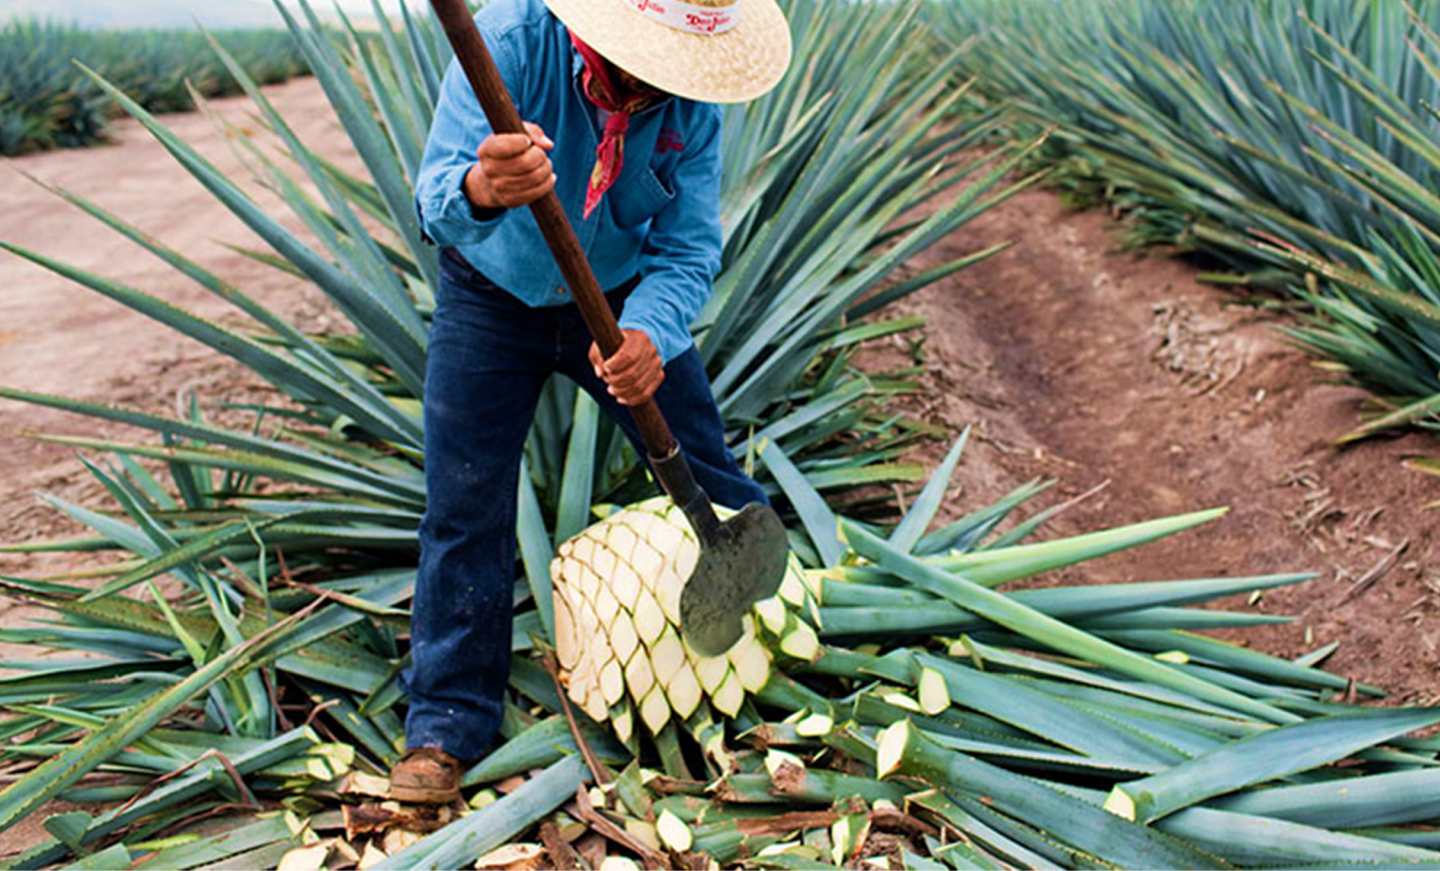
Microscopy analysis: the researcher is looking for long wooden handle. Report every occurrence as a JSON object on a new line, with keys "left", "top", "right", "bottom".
{"left": 430, "top": 0, "right": 678, "bottom": 459}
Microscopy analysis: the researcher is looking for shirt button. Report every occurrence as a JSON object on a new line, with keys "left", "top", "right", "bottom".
{"left": 555, "top": 286, "right": 566, "bottom": 296}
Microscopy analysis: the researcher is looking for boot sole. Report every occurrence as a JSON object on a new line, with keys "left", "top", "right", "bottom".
{"left": 390, "top": 783, "right": 460, "bottom": 804}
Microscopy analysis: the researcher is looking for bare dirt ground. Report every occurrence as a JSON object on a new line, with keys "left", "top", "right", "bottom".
{"left": 0, "top": 78, "right": 353, "bottom": 575}
{"left": 878, "top": 185, "right": 1440, "bottom": 704}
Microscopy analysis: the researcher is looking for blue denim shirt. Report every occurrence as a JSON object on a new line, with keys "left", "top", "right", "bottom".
{"left": 414, "top": 0, "right": 724, "bottom": 364}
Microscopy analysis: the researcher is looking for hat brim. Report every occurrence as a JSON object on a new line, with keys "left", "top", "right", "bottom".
{"left": 541, "top": 0, "right": 792, "bottom": 103}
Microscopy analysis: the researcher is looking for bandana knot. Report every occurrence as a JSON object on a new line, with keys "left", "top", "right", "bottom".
{"left": 569, "top": 31, "right": 663, "bottom": 219}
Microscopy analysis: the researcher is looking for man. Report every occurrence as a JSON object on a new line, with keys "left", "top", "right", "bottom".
{"left": 392, "top": 0, "right": 793, "bottom": 803}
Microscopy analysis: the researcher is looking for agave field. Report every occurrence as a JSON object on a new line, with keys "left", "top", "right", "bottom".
{"left": 931, "top": 0, "right": 1440, "bottom": 456}
{"left": 0, "top": 0, "right": 1439, "bottom": 869}
{"left": 0, "top": 19, "right": 308, "bottom": 156}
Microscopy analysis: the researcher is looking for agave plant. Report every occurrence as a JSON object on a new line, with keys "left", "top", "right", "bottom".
{"left": 0, "top": 19, "right": 309, "bottom": 156}
{"left": 930, "top": 0, "right": 1440, "bottom": 446}
{"left": 552, "top": 497, "right": 821, "bottom": 741}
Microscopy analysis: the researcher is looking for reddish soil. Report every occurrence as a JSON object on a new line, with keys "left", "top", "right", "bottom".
{"left": 881, "top": 184, "right": 1440, "bottom": 704}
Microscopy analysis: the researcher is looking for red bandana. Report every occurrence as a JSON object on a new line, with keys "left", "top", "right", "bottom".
{"left": 569, "top": 32, "right": 663, "bottom": 219}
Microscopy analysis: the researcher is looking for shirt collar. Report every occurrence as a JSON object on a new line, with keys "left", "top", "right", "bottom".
{"left": 570, "top": 40, "right": 585, "bottom": 79}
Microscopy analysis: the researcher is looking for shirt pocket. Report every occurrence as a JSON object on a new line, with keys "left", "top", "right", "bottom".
{"left": 609, "top": 166, "right": 675, "bottom": 229}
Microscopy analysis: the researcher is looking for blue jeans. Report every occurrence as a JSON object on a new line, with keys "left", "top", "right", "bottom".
{"left": 402, "top": 251, "right": 768, "bottom": 761}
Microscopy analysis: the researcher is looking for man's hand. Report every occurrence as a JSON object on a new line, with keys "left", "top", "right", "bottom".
{"left": 590, "top": 331, "right": 664, "bottom": 407}
{"left": 464, "top": 122, "right": 556, "bottom": 211}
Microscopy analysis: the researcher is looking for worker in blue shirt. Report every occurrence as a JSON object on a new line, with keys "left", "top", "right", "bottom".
{"left": 392, "top": 0, "right": 792, "bottom": 803}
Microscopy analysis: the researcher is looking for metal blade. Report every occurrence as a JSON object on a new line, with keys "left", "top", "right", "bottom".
{"left": 678, "top": 503, "right": 791, "bottom": 656}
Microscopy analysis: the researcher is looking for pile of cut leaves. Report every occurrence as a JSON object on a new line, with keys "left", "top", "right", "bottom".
{"left": 7, "top": 457, "right": 1440, "bottom": 871}
{"left": 1, "top": 1, "right": 1438, "bottom": 869}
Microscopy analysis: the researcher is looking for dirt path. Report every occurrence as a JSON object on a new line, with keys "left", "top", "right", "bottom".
{"left": 0, "top": 78, "right": 367, "bottom": 711}
{"left": 889, "top": 186, "right": 1440, "bottom": 703}
{"left": 0, "top": 78, "right": 357, "bottom": 561}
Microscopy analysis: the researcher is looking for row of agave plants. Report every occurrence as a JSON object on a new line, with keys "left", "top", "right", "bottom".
{"left": 0, "top": 19, "right": 309, "bottom": 156}
{"left": 0, "top": 0, "right": 1437, "bottom": 868}
{"left": 931, "top": 0, "right": 1440, "bottom": 457}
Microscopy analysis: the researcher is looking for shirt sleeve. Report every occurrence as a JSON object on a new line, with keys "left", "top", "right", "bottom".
{"left": 617, "top": 106, "right": 724, "bottom": 365}
{"left": 413, "top": 21, "right": 527, "bottom": 248}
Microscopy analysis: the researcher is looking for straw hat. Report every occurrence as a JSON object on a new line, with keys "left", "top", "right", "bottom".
{"left": 541, "top": 0, "right": 793, "bottom": 104}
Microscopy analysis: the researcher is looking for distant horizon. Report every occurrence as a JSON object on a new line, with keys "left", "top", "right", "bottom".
{"left": 0, "top": 0, "right": 428, "bottom": 30}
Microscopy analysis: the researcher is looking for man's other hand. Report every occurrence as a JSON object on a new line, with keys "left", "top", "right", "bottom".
{"left": 590, "top": 330, "right": 664, "bottom": 407}
{"left": 465, "top": 122, "right": 556, "bottom": 210}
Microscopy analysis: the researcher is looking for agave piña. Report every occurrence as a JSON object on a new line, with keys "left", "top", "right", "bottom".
{"left": 552, "top": 497, "right": 821, "bottom": 741}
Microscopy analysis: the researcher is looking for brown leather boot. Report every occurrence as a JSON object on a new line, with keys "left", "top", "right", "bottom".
{"left": 390, "top": 747, "right": 462, "bottom": 804}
